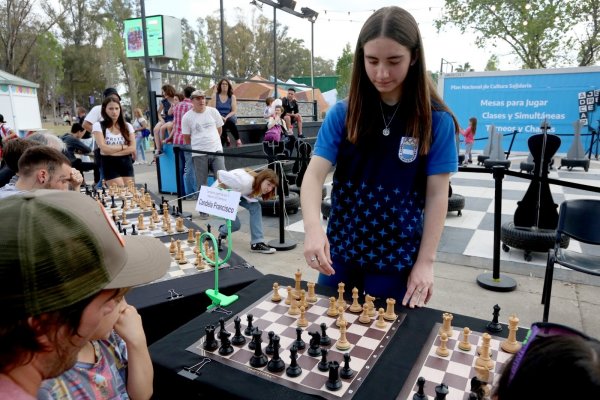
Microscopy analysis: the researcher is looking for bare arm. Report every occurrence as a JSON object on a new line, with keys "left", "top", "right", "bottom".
{"left": 225, "top": 95, "right": 237, "bottom": 120}
{"left": 402, "top": 172, "right": 450, "bottom": 308}
{"left": 94, "top": 131, "right": 121, "bottom": 155}
{"left": 83, "top": 121, "right": 93, "bottom": 132}
{"left": 300, "top": 156, "right": 334, "bottom": 275}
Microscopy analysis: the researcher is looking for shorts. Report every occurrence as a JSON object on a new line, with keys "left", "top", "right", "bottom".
{"left": 101, "top": 155, "right": 134, "bottom": 180}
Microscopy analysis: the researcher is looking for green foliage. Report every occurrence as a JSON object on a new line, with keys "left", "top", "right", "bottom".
{"left": 485, "top": 55, "right": 499, "bottom": 71}
{"left": 455, "top": 62, "right": 474, "bottom": 72}
{"left": 335, "top": 43, "right": 353, "bottom": 99}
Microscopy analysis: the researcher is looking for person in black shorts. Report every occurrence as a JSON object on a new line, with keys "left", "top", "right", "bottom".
{"left": 281, "top": 88, "right": 304, "bottom": 138}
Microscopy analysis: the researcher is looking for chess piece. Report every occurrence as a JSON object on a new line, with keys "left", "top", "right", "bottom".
{"left": 436, "top": 332, "right": 450, "bottom": 357}
{"left": 294, "top": 269, "right": 302, "bottom": 299}
{"left": 286, "top": 345, "right": 302, "bottom": 377}
{"left": 195, "top": 253, "right": 205, "bottom": 269}
{"left": 487, "top": 304, "right": 503, "bottom": 333}
{"left": 244, "top": 314, "right": 254, "bottom": 336}
{"left": 413, "top": 376, "right": 427, "bottom": 400}
{"left": 383, "top": 298, "right": 397, "bottom": 321}
{"left": 297, "top": 306, "right": 308, "bottom": 327}
{"left": 271, "top": 282, "right": 282, "bottom": 302}
{"left": 340, "top": 353, "right": 354, "bottom": 379}
{"left": 231, "top": 316, "right": 246, "bottom": 346}
{"left": 336, "top": 282, "right": 346, "bottom": 309}
{"left": 202, "top": 325, "right": 218, "bottom": 351}
{"left": 365, "top": 294, "right": 376, "bottom": 317}
{"left": 218, "top": 330, "right": 234, "bottom": 355}
{"left": 121, "top": 209, "right": 129, "bottom": 225}
{"left": 318, "top": 348, "right": 329, "bottom": 371}
{"left": 177, "top": 248, "right": 187, "bottom": 264}
{"left": 288, "top": 294, "right": 300, "bottom": 316}
{"left": 474, "top": 366, "right": 491, "bottom": 397}
{"left": 121, "top": 228, "right": 127, "bottom": 236}
{"left": 116, "top": 221, "right": 122, "bottom": 233}
{"left": 285, "top": 286, "right": 293, "bottom": 305}
{"left": 335, "top": 321, "right": 351, "bottom": 351}
{"left": 376, "top": 307, "right": 387, "bottom": 328}
{"left": 218, "top": 317, "right": 229, "bottom": 338}
{"left": 326, "top": 296, "right": 339, "bottom": 317}
{"left": 501, "top": 314, "right": 522, "bottom": 354}
{"left": 266, "top": 335, "right": 285, "bottom": 372}
{"left": 293, "top": 327, "right": 306, "bottom": 350}
{"left": 130, "top": 224, "right": 138, "bottom": 235}
{"left": 148, "top": 217, "right": 155, "bottom": 230}
{"left": 187, "top": 228, "right": 195, "bottom": 243}
{"left": 307, "top": 331, "right": 322, "bottom": 357}
{"left": 176, "top": 216, "right": 185, "bottom": 232}
{"left": 122, "top": 198, "right": 128, "bottom": 211}
{"left": 325, "top": 361, "right": 342, "bottom": 391}
{"left": 349, "top": 287, "right": 362, "bottom": 312}
{"left": 358, "top": 303, "right": 371, "bottom": 324}
{"left": 299, "top": 289, "right": 307, "bottom": 309}
{"left": 110, "top": 195, "right": 116, "bottom": 208}
{"left": 434, "top": 383, "right": 449, "bottom": 400}
{"left": 249, "top": 330, "right": 268, "bottom": 368}
{"left": 306, "top": 282, "right": 317, "bottom": 303}
{"left": 458, "top": 327, "right": 472, "bottom": 351}
{"left": 319, "top": 323, "right": 331, "bottom": 346}
{"left": 438, "top": 312, "right": 454, "bottom": 338}
{"left": 475, "top": 333, "right": 495, "bottom": 370}
{"left": 336, "top": 306, "right": 346, "bottom": 327}
{"left": 194, "top": 232, "right": 201, "bottom": 253}
{"left": 137, "top": 214, "right": 145, "bottom": 230}
{"left": 169, "top": 238, "right": 176, "bottom": 254}
{"left": 265, "top": 331, "right": 276, "bottom": 355}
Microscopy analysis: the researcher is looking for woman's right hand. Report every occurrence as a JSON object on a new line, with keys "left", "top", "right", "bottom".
{"left": 303, "top": 225, "right": 334, "bottom": 276}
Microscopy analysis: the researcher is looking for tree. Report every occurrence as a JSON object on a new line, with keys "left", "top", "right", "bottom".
{"left": 455, "top": 62, "right": 474, "bottom": 72}
{"left": 572, "top": 0, "right": 600, "bottom": 66}
{"left": 485, "top": 55, "right": 499, "bottom": 71}
{"left": 434, "top": 0, "right": 598, "bottom": 68}
{"left": 335, "top": 43, "right": 353, "bottom": 99}
{"left": 313, "top": 57, "right": 335, "bottom": 76}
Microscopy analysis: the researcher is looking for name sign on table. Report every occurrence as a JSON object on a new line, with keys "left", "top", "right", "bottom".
{"left": 196, "top": 186, "right": 240, "bottom": 221}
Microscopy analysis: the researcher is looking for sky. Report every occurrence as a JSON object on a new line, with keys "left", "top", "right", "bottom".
{"left": 141, "top": 0, "right": 516, "bottom": 73}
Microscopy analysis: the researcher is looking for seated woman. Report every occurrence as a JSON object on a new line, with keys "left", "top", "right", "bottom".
{"left": 215, "top": 168, "right": 279, "bottom": 254}
{"left": 264, "top": 105, "right": 288, "bottom": 142}
{"left": 492, "top": 322, "right": 600, "bottom": 399}
{"left": 93, "top": 97, "right": 136, "bottom": 188}
{"left": 153, "top": 83, "right": 177, "bottom": 156}
{"left": 209, "top": 78, "right": 242, "bottom": 147}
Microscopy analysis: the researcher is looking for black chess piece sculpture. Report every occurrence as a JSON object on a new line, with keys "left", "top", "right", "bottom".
{"left": 266, "top": 336, "right": 285, "bottom": 373}
{"left": 318, "top": 348, "right": 329, "bottom": 372}
{"left": 249, "top": 330, "right": 268, "bottom": 368}
{"left": 131, "top": 224, "right": 138, "bottom": 235}
{"left": 248, "top": 327, "right": 259, "bottom": 350}
{"left": 203, "top": 325, "right": 218, "bottom": 351}
{"left": 340, "top": 353, "right": 354, "bottom": 379}
{"left": 219, "top": 317, "right": 229, "bottom": 338}
{"left": 244, "top": 314, "right": 254, "bottom": 336}
{"left": 325, "top": 361, "right": 342, "bottom": 391}
{"left": 286, "top": 345, "right": 302, "bottom": 377}
{"left": 413, "top": 376, "right": 428, "bottom": 400}
{"left": 231, "top": 316, "right": 246, "bottom": 346}
{"left": 486, "top": 304, "right": 503, "bottom": 333}
{"left": 307, "top": 331, "right": 321, "bottom": 357}
{"left": 218, "top": 330, "right": 234, "bottom": 355}
{"left": 320, "top": 322, "right": 331, "bottom": 346}
{"left": 293, "top": 327, "right": 306, "bottom": 350}
{"left": 265, "top": 331, "right": 275, "bottom": 355}
{"left": 434, "top": 383, "right": 449, "bottom": 400}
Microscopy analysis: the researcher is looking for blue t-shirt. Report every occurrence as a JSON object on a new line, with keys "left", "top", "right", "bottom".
{"left": 314, "top": 100, "right": 457, "bottom": 275}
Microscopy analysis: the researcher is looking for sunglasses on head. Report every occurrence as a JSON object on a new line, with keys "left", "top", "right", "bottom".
{"left": 508, "top": 322, "right": 594, "bottom": 384}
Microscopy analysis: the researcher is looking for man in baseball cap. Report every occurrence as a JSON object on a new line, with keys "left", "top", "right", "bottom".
{"left": 0, "top": 190, "right": 169, "bottom": 398}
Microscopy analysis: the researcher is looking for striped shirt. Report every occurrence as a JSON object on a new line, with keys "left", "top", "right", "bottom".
{"left": 172, "top": 98, "right": 193, "bottom": 145}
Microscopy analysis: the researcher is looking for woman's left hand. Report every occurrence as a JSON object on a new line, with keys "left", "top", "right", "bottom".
{"left": 402, "top": 260, "right": 434, "bottom": 308}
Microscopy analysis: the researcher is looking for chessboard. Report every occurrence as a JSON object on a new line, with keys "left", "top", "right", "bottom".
{"left": 156, "top": 238, "right": 229, "bottom": 283}
{"left": 187, "top": 284, "right": 406, "bottom": 400}
{"left": 118, "top": 214, "right": 190, "bottom": 238}
{"left": 397, "top": 323, "right": 514, "bottom": 400}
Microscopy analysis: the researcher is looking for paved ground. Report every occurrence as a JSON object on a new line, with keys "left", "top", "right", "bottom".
{"left": 126, "top": 149, "right": 600, "bottom": 336}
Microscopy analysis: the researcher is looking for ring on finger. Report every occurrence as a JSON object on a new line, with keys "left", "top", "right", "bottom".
{"left": 310, "top": 256, "right": 317, "bottom": 262}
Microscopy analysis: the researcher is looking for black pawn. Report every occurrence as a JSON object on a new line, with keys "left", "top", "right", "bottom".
{"left": 325, "top": 361, "right": 342, "bottom": 391}
{"left": 318, "top": 348, "right": 329, "bottom": 371}
{"left": 203, "top": 325, "right": 218, "bottom": 351}
{"left": 218, "top": 330, "right": 234, "bottom": 355}
{"left": 413, "top": 376, "right": 427, "bottom": 400}
{"left": 117, "top": 221, "right": 122, "bottom": 233}
{"left": 131, "top": 224, "right": 138, "bottom": 235}
{"left": 320, "top": 322, "right": 331, "bottom": 346}
{"left": 101, "top": 198, "right": 107, "bottom": 207}
{"left": 266, "top": 336, "right": 285, "bottom": 372}
{"left": 340, "top": 353, "right": 354, "bottom": 379}
{"left": 248, "top": 327, "right": 260, "bottom": 350}
{"left": 244, "top": 314, "right": 254, "bottom": 336}
{"left": 265, "top": 331, "right": 275, "bottom": 355}
{"left": 293, "top": 327, "right": 306, "bottom": 350}
{"left": 286, "top": 345, "right": 302, "bottom": 377}
{"left": 122, "top": 228, "right": 127, "bottom": 236}
{"left": 219, "top": 317, "right": 229, "bottom": 338}
{"left": 102, "top": 187, "right": 106, "bottom": 196}
{"left": 171, "top": 205, "right": 177, "bottom": 216}
{"left": 144, "top": 183, "right": 148, "bottom": 192}
{"left": 434, "top": 383, "right": 449, "bottom": 400}
{"left": 307, "top": 331, "right": 321, "bottom": 357}
{"left": 121, "top": 198, "right": 126, "bottom": 209}
{"left": 231, "top": 316, "right": 246, "bottom": 346}
{"left": 486, "top": 304, "right": 503, "bottom": 333}
{"left": 110, "top": 195, "right": 116, "bottom": 208}
{"left": 249, "top": 330, "right": 268, "bottom": 368}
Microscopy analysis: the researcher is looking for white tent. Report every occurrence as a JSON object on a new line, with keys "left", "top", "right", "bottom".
{"left": 0, "top": 70, "right": 41, "bottom": 133}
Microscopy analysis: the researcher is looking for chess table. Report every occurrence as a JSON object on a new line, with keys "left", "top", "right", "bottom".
{"left": 149, "top": 274, "right": 527, "bottom": 399}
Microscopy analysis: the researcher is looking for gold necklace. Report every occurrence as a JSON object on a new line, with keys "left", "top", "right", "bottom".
{"left": 379, "top": 101, "right": 401, "bottom": 136}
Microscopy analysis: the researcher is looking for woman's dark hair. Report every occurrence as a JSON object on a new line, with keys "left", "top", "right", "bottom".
{"left": 0, "top": 114, "right": 5, "bottom": 123}
{"left": 161, "top": 84, "right": 176, "bottom": 98}
{"left": 469, "top": 117, "right": 478, "bottom": 135}
{"left": 494, "top": 335, "right": 600, "bottom": 399}
{"left": 100, "top": 98, "right": 130, "bottom": 145}
{"left": 346, "top": 6, "right": 458, "bottom": 155}
{"left": 217, "top": 79, "right": 234, "bottom": 97}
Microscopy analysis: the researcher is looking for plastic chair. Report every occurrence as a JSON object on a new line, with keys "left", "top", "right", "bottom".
{"left": 541, "top": 199, "right": 600, "bottom": 322}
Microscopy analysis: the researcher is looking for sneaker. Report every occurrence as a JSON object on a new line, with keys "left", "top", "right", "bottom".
{"left": 154, "top": 150, "right": 164, "bottom": 157}
{"left": 251, "top": 242, "right": 276, "bottom": 254}
{"left": 198, "top": 212, "right": 209, "bottom": 220}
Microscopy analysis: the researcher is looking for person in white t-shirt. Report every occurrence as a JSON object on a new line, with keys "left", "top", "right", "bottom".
{"left": 92, "top": 97, "right": 135, "bottom": 188}
{"left": 181, "top": 90, "right": 225, "bottom": 217}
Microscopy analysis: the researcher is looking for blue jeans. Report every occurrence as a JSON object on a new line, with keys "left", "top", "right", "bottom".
{"left": 219, "top": 197, "right": 265, "bottom": 244}
{"left": 136, "top": 138, "right": 146, "bottom": 162}
{"left": 181, "top": 144, "right": 197, "bottom": 196}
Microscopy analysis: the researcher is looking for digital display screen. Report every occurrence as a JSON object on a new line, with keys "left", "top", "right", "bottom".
{"left": 124, "top": 15, "right": 163, "bottom": 58}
